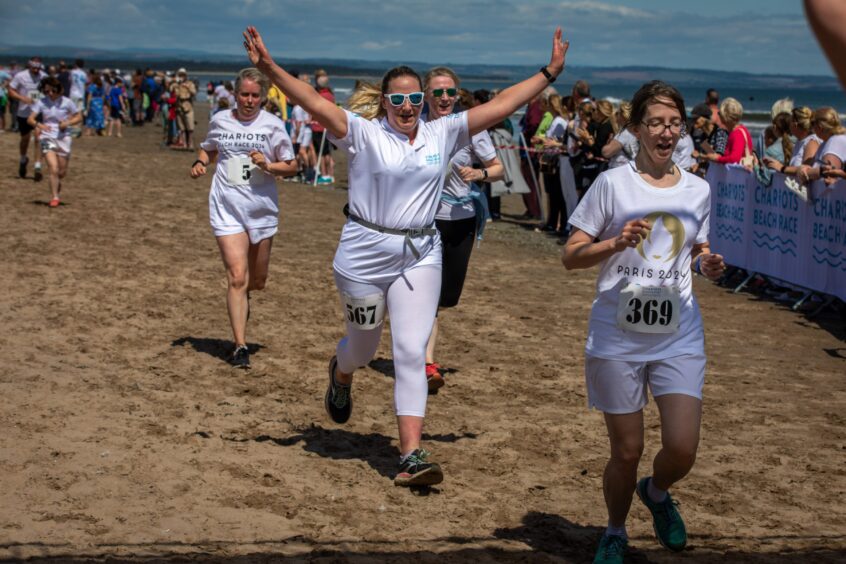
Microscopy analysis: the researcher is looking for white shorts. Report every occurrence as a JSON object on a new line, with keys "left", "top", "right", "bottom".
{"left": 212, "top": 224, "right": 277, "bottom": 244}
{"left": 40, "top": 137, "right": 72, "bottom": 158}
{"left": 297, "top": 125, "right": 312, "bottom": 147}
{"left": 585, "top": 352, "right": 706, "bottom": 414}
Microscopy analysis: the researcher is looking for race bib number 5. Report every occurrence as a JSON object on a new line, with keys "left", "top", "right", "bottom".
{"left": 616, "top": 283, "right": 680, "bottom": 334}
{"left": 341, "top": 292, "right": 386, "bottom": 330}
{"left": 226, "top": 156, "right": 261, "bottom": 185}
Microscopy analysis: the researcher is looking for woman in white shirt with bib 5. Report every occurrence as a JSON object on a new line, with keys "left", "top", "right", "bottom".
{"left": 244, "top": 25, "right": 568, "bottom": 487}
{"left": 562, "top": 81, "right": 725, "bottom": 563}
{"left": 191, "top": 68, "right": 297, "bottom": 369}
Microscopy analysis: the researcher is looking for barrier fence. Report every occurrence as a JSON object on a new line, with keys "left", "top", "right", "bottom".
{"left": 706, "top": 163, "right": 846, "bottom": 305}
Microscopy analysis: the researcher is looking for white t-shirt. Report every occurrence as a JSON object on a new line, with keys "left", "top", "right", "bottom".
{"left": 330, "top": 109, "right": 470, "bottom": 283}
{"left": 568, "top": 163, "right": 711, "bottom": 361}
{"left": 789, "top": 134, "right": 820, "bottom": 167}
{"left": 70, "top": 68, "right": 87, "bottom": 100}
{"left": 199, "top": 109, "right": 294, "bottom": 231}
{"left": 29, "top": 96, "right": 78, "bottom": 140}
{"left": 607, "top": 128, "right": 639, "bottom": 169}
{"left": 815, "top": 134, "right": 846, "bottom": 167}
{"left": 672, "top": 134, "right": 695, "bottom": 170}
{"left": 214, "top": 84, "right": 228, "bottom": 101}
{"left": 291, "top": 105, "right": 311, "bottom": 143}
{"left": 10, "top": 69, "right": 47, "bottom": 117}
{"left": 436, "top": 129, "right": 496, "bottom": 221}
{"left": 567, "top": 114, "right": 582, "bottom": 157}
{"left": 546, "top": 116, "right": 569, "bottom": 140}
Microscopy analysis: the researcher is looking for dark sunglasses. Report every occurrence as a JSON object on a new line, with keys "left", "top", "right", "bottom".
{"left": 432, "top": 88, "right": 457, "bottom": 98}
{"left": 384, "top": 92, "right": 424, "bottom": 106}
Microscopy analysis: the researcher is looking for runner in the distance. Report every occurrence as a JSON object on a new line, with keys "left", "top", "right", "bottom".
{"left": 8, "top": 58, "right": 47, "bottom": 180}
{"left": 243, "top": 24, "right": 568, "bottom": 487}
{"left": 26, "top": 76, "right": 83, "bottom": 208}
{"left": 561, "top": 81, "right": 725, "bottom": 563}
{"left": 191, "top": 67, "right": 297, "bottom": 369}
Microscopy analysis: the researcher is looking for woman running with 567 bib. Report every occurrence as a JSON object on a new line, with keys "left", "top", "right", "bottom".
{"left": 562, "top": 81, "right": 725, "bottom": 564}
{"left": 244, "top": 25, "right": 568, "bottom": 487}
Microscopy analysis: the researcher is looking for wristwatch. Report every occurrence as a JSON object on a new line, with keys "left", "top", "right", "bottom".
{"left": 539, "top": 66, "right": 556, "bottom": 83}
{"left": 482, "top": 168, "right": 489, "bottom": 180}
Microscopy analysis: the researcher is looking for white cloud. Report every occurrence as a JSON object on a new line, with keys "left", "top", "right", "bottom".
{"left": 361, "top": 40, "right": 402, "bottom": 50}
{"left": 557, "top": 1, "right": 651, "bottom": 19}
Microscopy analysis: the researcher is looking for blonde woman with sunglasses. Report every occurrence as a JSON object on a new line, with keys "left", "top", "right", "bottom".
{"left": 244, "top": 25, "right": 568, "bottom": 487}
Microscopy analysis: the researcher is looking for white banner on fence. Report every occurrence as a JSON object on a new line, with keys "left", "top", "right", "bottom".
{"left": 706, "top": 164, "right": 846, "bottom": 301}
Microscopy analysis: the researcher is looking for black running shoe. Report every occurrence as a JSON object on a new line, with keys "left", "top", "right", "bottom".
{"left": 394, "top": 449, "right": 443, "bottom": 487}
{"left": 229, "top": 345, "right": 250, "bottom": 369}
{"left": 324, "top": 355, "right": 352, "bottom": 424}
{"left": 18, "top": 156, "right": 28, "bottom": 179}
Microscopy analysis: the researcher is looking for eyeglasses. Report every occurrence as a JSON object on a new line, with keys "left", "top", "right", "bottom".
{"left": 384, "top": 92, "right": 425, "bottom": 107}
{"left": 431, "top": 88, "right": 457, "bottom": 98}
{"left": 641, "top": 119, "right": 684, "bottom": 134}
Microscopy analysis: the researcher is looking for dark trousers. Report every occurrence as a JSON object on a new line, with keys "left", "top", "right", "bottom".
{"left": 543, "top": 171, "right": 565, "bottom": 231}
{"left": 435, "top": 217, "right": 476, "bottom": 308}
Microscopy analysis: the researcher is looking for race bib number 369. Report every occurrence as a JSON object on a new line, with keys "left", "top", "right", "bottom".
{"left": 616, "top": 283, "right": 680, "bottom": 334}
{"left": 341, "top": 292, "right": 386, "bottom": 330}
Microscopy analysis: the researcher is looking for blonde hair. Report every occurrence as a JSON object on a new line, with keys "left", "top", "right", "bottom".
{"left": 548, "top": 94, "right": 567, "bottom": 119}
{"left": 346, "top": 81, "right": 383, "bottom": 120}
{"left": 595, "top": 99, "right": 618, "bottom": 132}
{"left": 234, "top": 67, "right": 269, "bottom": 99}
{"left": 719, "top": 97, "right": 743, "bottom": 125}
{"left": 792, "top": 106, "right": 813, "bottom": 133}
{"left": 617, "top": 100, "right": 632, "bottom": 125}
{"left": 423, "top": 66, "right": 460, "bottom": 90}
{"left": 813, "top": 106, "right": 846, "bottom": 136}
{"left": 771, "top": 97, "right": 793, "bottom": 119}
{"left": 772, "top": 112, "right": 794, "bottom": 163}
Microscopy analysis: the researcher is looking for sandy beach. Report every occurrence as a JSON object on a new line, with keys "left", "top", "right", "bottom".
{"left": 0, "top": 107, "right": 844, "bottom": 563}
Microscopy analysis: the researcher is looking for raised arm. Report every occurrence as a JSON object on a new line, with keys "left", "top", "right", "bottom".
{"left": 467, "top": 27, "right": 568, "bottom": 137}
{"left": 243, "top": 26, "right": 347, "bottom": 138}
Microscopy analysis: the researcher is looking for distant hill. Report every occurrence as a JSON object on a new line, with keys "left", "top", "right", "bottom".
{"left": 0, "top": 43, "right": 839, "bottom": 91}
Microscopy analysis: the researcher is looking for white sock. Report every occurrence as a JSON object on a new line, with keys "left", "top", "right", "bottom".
{"left": 606, "top": 524, "right": 627, "bottom": 538}
{"left": 399, "top": 450, "right": 417, "bottom": 463}
{"left": 647, "top": 478, "right": 668, "bottom": 503}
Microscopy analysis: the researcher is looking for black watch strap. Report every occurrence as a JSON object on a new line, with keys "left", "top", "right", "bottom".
{"left": 539, "top": 66, "right": 556, "bottom": 83}
{"left": 192, "top": 159, "right": 208, "bottom": 167}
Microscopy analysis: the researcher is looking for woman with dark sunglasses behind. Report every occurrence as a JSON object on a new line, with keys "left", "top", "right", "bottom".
{"left": 244, "top": 25, "right": 567, "bottom": 487}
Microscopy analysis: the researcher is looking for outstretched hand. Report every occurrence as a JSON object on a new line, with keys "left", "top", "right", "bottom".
{"left": 243, "top": 26, "right": 273, "bottom": 70}
{"left": 548, "top": 27, "right": 569, "bottom": 77}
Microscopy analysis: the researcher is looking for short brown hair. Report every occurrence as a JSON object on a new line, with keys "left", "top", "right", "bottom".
{"left": 627, "top": 81, "right": 686, "bottom": 129}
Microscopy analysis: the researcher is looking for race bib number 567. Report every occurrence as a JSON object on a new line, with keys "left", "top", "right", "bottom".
{"left": 616, "top": 283, "right": 680, "bottom": 334}
{"left": 341, "top": 292, "right": 386, "bottom": 330}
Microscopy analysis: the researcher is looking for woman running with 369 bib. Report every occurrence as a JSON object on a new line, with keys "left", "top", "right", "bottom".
{"left": 562, "top": 81, "right": 725, "bottom": 563}
{"left": 244, "top": 25, "right": 568, "bottom": 487}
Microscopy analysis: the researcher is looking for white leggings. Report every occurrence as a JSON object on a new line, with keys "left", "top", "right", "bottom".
{"left": 334, "top": 265, "right": 442, "bottom": 417}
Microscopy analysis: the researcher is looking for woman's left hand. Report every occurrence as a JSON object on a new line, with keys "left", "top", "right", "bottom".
{"left": 457, "top": 166, "right": 482, "bottom": 183}
{"left": 547, "top": 27, "right": 569, "bottom": 77}
{"left": 250, "top": 150, "right": 269, "bottom": 172}
{"left": 699, "top": 253, "right": 726, "bottom": 281}
{"left": 243, "top": 26, "right": 274, "bottom": 71}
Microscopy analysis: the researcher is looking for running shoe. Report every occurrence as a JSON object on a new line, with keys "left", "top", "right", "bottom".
{"left": 426, "top": 362, "right": 444, "bottom": 394}
{"left": 48, "top": 198, "right": 60, "bottom": 208}
{"left": 317, "top": 175, "right": 334, "bottom": 185}
{"left": 18, "top": 156, "right": 28, "bottom": 178}
{"left": 635, "top": 477, "right": 687, "bottom": 552}
{"left": 324, "top": 355, "right": 351, "bottom": 424}
{"left": 33, "top": 162, "right": 43, "bottom": 182}
{"left": 229, "top": 345, "right": 250, "bottom": 369}
{"left": 593, "top": 534, "right": 627, "bottom": 564}
{"left": 394, "top": 449, "right": 443, "bottom": 487}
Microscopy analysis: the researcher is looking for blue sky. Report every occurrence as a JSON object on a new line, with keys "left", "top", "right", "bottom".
{"left": 0, "top": 0, "right": 834, "bottom": 76}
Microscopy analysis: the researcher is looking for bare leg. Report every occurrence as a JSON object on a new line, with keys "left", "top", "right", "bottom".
{"left": 425, "top": 317, "right": 438, "bottom": 364}
{"left": 216, "top": 232, "right": 251, "bottom": 347}
{"left": 44, "top": 151, "right": 60, "bottom": 200}
{"left": 651, "top": 394, "right": 702, "bottom": 491}
{"left": 603, "top": 410, "right": 645, "bottom": 527}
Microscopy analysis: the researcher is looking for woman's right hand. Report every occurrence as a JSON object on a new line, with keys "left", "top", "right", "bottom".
{"left": 243, "top": 26, "right": 274, "bottom": 71}
{"left": 613, "top": 219, "right": 651, "bottom": 252}
{"left": 190, "top": 162, "right": 207, "bottom": 178}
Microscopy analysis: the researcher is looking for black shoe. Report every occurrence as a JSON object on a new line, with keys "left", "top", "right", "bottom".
{"left": 324, "top": 356, "right": 352, "bottom": 423}
{"left": 18, "top": 156, "right": 28, "bottom": 178}
{"left": 394, "top": 449, "right": 443, "bottom": 487}
{"left": 229, "top": 345, "right": 250, "bottom": 369}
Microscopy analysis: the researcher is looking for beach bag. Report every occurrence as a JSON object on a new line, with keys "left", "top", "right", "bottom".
{"left": 738, "top": 127, "right": 755, "bottom": 169}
